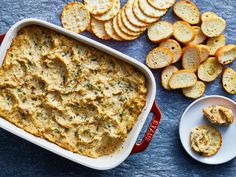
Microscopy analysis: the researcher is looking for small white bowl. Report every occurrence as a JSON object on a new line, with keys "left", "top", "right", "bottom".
{"left": 179, "top": 95, "right": 236, "bottom": 165}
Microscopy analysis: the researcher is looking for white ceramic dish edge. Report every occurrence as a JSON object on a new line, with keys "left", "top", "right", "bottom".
{"left": 0, "top": 18, "right": 157, "bottom": 170}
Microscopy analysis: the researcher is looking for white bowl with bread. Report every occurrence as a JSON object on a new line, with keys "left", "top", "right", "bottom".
{"left": 179, "top": 95, "right": 236, "bottom": 164}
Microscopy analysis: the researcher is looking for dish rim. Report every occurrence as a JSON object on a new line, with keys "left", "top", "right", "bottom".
{"left": 0, "top": 18, "right": 157, "bottom": 170}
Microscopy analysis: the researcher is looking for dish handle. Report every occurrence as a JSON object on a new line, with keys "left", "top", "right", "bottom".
{"left": 0, "top": 33, "right": 6, "bottom": 45}
{"left": 131, "top": 100, "right": 162, "bottom": 154}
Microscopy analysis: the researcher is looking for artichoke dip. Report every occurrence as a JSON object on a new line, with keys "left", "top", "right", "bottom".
{"left": 0, "top": 26, "right": 147, "bottom": 158}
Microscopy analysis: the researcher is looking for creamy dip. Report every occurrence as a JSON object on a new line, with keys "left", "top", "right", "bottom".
{"left": 0, "top": 26, "right": 147, "bottom": 158}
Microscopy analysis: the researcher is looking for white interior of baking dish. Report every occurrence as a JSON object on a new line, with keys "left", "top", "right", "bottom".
{"left": 0, "top": 19, "right": 156, "bottom": 170}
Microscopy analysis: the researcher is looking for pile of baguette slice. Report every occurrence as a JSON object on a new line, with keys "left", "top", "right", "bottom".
{"left": 93, "top": 0, "right": 175, "bottom": 41}
{"left": 146, "top": 0, "right": 236, "bottom": 98}
{"left": 61, "top": 0, "right": 176, "bottom": 41}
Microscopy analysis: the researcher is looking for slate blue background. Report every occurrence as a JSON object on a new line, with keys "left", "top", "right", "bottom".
{"left": 0, "top": 0, "right": 236, "bottom": 176}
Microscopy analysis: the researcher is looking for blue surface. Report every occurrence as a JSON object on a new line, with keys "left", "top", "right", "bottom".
{"left": 0, "top": 0, "right": 236, "bottom": 176}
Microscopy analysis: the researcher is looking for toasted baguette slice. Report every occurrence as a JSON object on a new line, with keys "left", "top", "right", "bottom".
{"left": 215, "top": 45, "right": 236, "bottom": 65}
{"left": 182, "top": 45, "right": 201, "bottom": 72}
{"left": 201, "top": 17, "right": 226, "bottom": 37}
{"left": 121, "top": 8, "right": 147, "bottom": 33}
{"left": 173, "top": 0, "right": 200, "bottom": 25}
{"left": 139, "top": 0, "right": 167, "bottom": 18}
{"left": 169, "top": 70, "right": 197, "bottom": 89}
{"left": 105, "top": 20, "right": 123, "bottom": 41}
{"left": 84, "top": 0, "right": 113, "bottom": 15}
{"left": 203, "top": 105, "right": 234, "bottom": 125}
{"left": 113, "top": 15, "right": 139, "bottom": 41}
{"left": 147, "top": 0, "right": 175, "bottom": 10}
{"left": 190, "top": 125, "right": 222, "bottom": 157}
{"left": 159, "top": 39, "right": 182, "bottom": 63}
{"left": 197, "top": 45, "right": 210, "bottom": 62}
{"left": 201, "top": 126, "right": 222, "bottom": 157}
{"left": 190, "top": 125, "right": 211, "bottom": 154}
{"left": 91, "top": 17, "right": 111, "bottom": 40}
{"left": 161, "top": 65, "right": 178, "bottom": 90}
{"left": 61, "top": 2, "right": 90, "bottom": 34}
{"left": 87, "top": 15, "right": 93, "bottom": 33}
{"left": 92, "top": 0, "right": 120, "bottom": 21}
{"left": 206, "top": 34, "right": 226, "bottom": 55}
{"left": 198, "top": 57, "right": 222, "bottom": 82}
{"left": 173, "top": 21, "right": 195, "bottom": 43}
{"left": 146, "top": 47, "right": 174, "bottom": 69}
{"left": 148, "top": 21, "right": 173, "bottom": 43}
{"left": 188, "top": 26, "right": 207, "bottom": 45}
{"left": 182, "top": 81, "right": 206, "bottom": 99}
{"left": 201, "top": 11, "right": 219, "bottom": 22}
{"left": 222, "top": 67, "right": 236, "bottom": 94}
{"left": 125, "top": 0, "right": 149, "bottom": 27}
{"left": 117, "top": 10, "right": 142, "bottom": 36}
{"left": 133, "top": 0, "right": 159, "bottom": 24}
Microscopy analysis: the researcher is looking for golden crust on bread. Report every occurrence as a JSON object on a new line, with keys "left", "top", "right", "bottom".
{"left": 190, "top": 125, "right": 222, "bottom": 156}
{"left": 203, "top": 105, "right": 234, "bottom": 125}
{"left": 61, "top": 2, "right": 90, "bottom": 34}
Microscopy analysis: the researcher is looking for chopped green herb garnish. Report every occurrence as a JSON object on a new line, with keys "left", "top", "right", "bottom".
{"left": 97, "top": 86, "right": 101, "bottom": 92}
{"left": 90, "top": 57, "right": 97, "bottom": 61}
{"left": 86, "top": 83, "right": 92, "bottom": 89}
{"left": 119, "top": 97, "right": 127, "bottom": 102}
{"left": 39, "top": 83, "right": 44, "bottom": 90}
{"left": 84, "top": 130, "right": 89, "bottom": 134}
{"left": 81, "top": 115, "right": 87, "bottom": 120}
{"left": 55, "top": 129, "right": 60, "bottom": 133}
{"left": 37, "top": 112, "right": 43, "bottom": 117}
{"left": 28, "top": 61, "right": 33, "bottom": 67}
{"left": 93, "top": 70, "right": 98, "bottom": 74}
{"left": 51, "top": 95, "right": 56, "bottom": 101}
{"left": 22, "top": 98, "right": 27, "bottom": 103}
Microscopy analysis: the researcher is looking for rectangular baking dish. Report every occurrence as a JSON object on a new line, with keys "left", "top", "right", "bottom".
{"left": 0, "top": 18, "right": 161, "bottom": 170}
